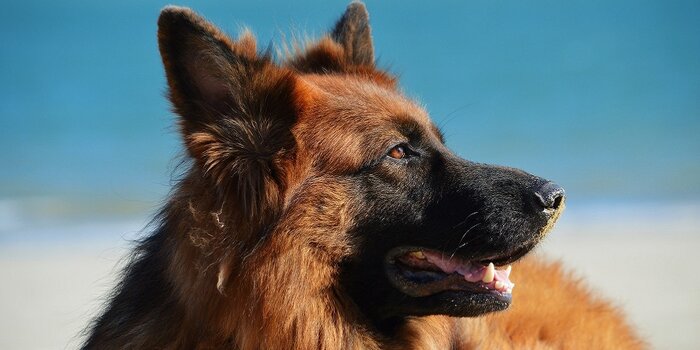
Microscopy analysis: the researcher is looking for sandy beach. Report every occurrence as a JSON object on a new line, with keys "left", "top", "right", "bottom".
{"left": 0, "top": 201, "right": 698, "bottom": 349}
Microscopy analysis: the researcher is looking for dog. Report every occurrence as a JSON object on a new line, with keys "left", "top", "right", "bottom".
{"left": 82, "top": 3, "right": 644, "bottom": 349}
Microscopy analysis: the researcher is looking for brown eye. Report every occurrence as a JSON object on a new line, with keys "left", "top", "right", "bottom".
{"left": 388, "top": 145, "right": 407, "bottom": 159}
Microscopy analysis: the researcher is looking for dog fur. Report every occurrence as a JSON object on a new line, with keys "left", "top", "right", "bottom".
{"left": 82, "top": 3, "right": 645, "bottom": 349}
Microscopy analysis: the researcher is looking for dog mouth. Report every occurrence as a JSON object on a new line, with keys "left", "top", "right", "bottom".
{"left": 385, "top": 246, "right": 531, "bottom": 300}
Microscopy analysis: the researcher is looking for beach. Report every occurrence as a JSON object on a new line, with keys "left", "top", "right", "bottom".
{"left": 0, "top": 201, "right": 698, "bottom": 349}
{"left": 2, "top": 1, "right": 698, "bottom": 348}
{"left": 540, "top": 201, "right": 700, "bottom": 349}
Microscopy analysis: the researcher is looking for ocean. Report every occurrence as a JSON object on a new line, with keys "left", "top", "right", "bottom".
{"left": 1, "top": 0, "right": 699, "bottom": 237}
{"left": 1, "top": 4, "right": 699, "bottom": 349}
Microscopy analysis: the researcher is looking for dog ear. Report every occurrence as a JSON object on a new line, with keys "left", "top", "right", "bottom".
{"left": 287, "top": 2, "right": 380, "bottom": 74}
{"left": 331, "top": 1, "right": 374, "bottom": 66}
{"left": 158, "top": 6, "right": 300, "bottom": 219}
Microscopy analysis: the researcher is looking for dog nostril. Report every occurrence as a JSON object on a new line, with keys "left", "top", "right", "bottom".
{"left": 534, "top": 182, "right": 565, "bottom": 211}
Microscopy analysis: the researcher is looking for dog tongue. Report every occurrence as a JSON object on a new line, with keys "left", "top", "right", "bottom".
{"left": 421, "top": 251, "right": 515, "bottom": 293}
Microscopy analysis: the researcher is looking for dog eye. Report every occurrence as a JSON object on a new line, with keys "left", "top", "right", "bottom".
{"left": 387, "top": 144, "right": 408, "bottom": 159}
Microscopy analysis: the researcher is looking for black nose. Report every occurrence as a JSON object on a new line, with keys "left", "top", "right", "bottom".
{"left": 534, "top": 181, "right": 565, "bottom": 210}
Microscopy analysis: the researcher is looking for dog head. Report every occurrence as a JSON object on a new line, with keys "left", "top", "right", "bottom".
{"left": 157, "top": 2, "right": 564, "bottom": 334}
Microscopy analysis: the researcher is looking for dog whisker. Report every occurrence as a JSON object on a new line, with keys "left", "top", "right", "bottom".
{"left": 452, "top": 211, "right": 479, "bottom": 229}
{"left": 449, "top": 222, "right": 481, "bottom": 261}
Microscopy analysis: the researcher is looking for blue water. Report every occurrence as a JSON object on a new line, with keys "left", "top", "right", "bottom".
{"left": 1, "top": 0, "right": 699, "bottom": 206}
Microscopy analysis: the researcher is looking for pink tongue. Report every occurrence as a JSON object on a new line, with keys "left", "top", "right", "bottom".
{"left": 423, "top": 251, "right": 514, "bottom": 289}
{"left": 493, "top": 269, "right": 513, "bottom": 286}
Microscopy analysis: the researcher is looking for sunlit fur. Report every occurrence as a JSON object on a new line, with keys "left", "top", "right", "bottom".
{"left": 82, "top": 3, "right": 644, "bottom": 349}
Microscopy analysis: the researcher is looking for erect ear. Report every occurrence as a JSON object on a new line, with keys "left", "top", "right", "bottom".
{"left": 331, "top": 1, "right": 374, "bottom": 66}
{"left": 158, "top": 6, "right": 301, "bottom": 219}
{"left": 287, "top": 2, "right": 381, "bottom": 75}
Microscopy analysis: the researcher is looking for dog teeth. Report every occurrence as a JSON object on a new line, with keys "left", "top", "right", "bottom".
{"left": 409, "top": 251, "right": 426, "bottom": 259}
{"left": 482, "top": 263, "right": 495, "bottom": 283}
{"left": 494, "top": 281, "right": 504, "bottom": 290}
{"left": 505, "top": 265, "right": 512, "bottom": 277}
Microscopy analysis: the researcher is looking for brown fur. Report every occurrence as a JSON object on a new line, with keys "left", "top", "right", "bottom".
{"left": 393, "top": 257, "right": 645, "bottom": 349}
{"left": 83, "top": 3, "right": 645, "bottom": 349}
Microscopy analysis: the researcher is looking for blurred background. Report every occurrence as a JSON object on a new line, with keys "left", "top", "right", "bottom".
{"left": 1, "top": 0, "right": 698, "bottom": 349}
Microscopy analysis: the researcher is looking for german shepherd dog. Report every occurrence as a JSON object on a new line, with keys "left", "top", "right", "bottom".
{"left": 83, "top": 3, "right": 644, "bottom": 349}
